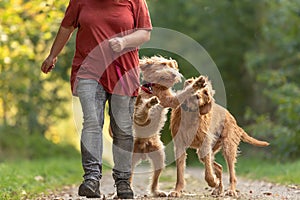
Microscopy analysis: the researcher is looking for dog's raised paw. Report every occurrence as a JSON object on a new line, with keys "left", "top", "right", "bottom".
{"left": 193, "top": 76, "right": 206, "bottom": 90}
{"left": 148, "top": 96, "right": 159, "bottom": 106}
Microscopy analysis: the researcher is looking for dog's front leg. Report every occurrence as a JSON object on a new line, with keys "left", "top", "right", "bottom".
{"left": 197, "top": 137, "right": 220, "bottom": 190}
{"left": 148, "top": 146, "right": 167, "bottom": 197}
{"left": 202, "top": 154, "right": 220, "bottom": 188}
{"left": 134, "top": 96, "right": 159, "bottom": 126}
{"left": 130, "top": 150, "right": 143, "bottom": 186}
{"left": 174, "top": 76, "right": 207, "bottom": 107}
{"left": 168, "top": 147, "right": 186, "bottom": 197}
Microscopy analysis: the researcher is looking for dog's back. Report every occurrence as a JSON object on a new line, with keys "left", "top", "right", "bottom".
{"left": 208, "top": 103, "right": 269, "bottom": 149}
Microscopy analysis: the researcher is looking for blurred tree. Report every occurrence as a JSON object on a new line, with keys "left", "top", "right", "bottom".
{"left": 147, "top": 0, "right": 300, "bottom": 160}
{"left": 0, "top": 0, "right": 73, "bottom": 136}
{"left": 244, "top": 0, "right": 300, "bottom": 160}
{"left": 147, "top": 0, "right": 261, "bottom": 120}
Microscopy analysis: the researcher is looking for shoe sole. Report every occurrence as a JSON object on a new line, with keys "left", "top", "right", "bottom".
{"left": 117, "top": 192, "right": 134, "bottom": 199}
{"left": 78, "top": 184, "right": 101, "bottom": 198}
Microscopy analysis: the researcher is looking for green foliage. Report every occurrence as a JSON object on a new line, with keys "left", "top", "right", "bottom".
{"left": 0, "top": 125, "right": 78, "bottom": 161}
{"left": 147, "top": 0, "right": 260, "bottom": 119}
{"left": 0, "top": 0, "right": 73, "bottom": 136}
{"left": 244, "top": 0, "right": 300, "bottom": 160}
{"left": 147, "top": 0, "right": 300, "bottom": 161}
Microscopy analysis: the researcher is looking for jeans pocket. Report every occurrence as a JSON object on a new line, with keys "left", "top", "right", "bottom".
{"left": 76, "top": 78, "right": 98, "bottom": 93}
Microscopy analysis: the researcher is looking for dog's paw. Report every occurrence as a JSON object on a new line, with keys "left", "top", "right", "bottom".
{"left": 153, "top": 190, "right": 167, "bottom": 197}
{"left": 168, "top": 191, "right": 182, "bottom": 197}
{"left": 193, "top": 76, "right": 206, "bottom": 90}
{"left": 225, "top": 189, "right": 238, "bottom": 197}
{"left": 145, "top": 97, "right": 159, "bottom": 108}
{"left": 205, "top": 175, "right": 220, "bottom": 188}
{"left": 149, "top": 96, "right": 159, "bottom": 106}
{"left": 211, "top": 184, "right": 224, "bottom": 196}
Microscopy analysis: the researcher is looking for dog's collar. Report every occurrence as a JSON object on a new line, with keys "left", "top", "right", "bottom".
{"left": 141, "top": 82, "right": 154, "bottom": 94}
{"left": 181, "top": 103, "right": 198, "bottom": 112}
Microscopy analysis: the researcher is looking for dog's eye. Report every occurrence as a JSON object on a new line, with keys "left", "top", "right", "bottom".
{"left": 186, "top": 80, "right": 193, "bottom": 84}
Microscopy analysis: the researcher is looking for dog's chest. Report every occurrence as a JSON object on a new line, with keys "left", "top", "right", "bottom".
{"left": 133, "top": 105, "right": 169, "bottom": 138}
{"left": 177, "top": 110, "right": 203, "bottom": 146}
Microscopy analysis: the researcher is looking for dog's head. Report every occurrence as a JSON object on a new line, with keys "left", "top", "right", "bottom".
{"left": 139, "top": 56, "right": 182, "bottom": 88}
{"left": 182, "top": 77, "right": 215, "bottom": 115}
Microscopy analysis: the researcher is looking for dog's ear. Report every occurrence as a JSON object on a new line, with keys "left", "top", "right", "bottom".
{"left": 140, "top": 63, "right": 152, "bottom": 71}
{"left": 199, "top": 88, "right": 213, "bottom": 115}
{"left": 140, "top": 57, "right": 153, "bottom": 71}
{"left": 200, "top": 102, "right": 212, "bottom": 115}
{"left": 166, "top": 59, "right": 178, "bottom": 70}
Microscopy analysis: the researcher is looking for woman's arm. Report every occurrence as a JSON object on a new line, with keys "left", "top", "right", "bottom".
{"left": 41, "top": 25, "right": 74, "bottom": 74}
{"left": 109, "top": 29, "right": 151, "bottom": 52}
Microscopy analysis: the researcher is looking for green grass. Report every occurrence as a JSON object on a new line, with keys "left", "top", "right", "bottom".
{"left": 1, "top": 154, "right": 299, "bottom": 200}
{"left": 0, "top": 156, "right": 83, "bottom": 200}
{"left": 236, "top": 157, "right": 300, "bottom": 185}
{"left": 189, "top": 153, "right": 300, "bottom": 186}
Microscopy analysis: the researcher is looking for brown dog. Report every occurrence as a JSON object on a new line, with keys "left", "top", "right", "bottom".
{"left": 131, "top": 56, "right": 206, "bottom": 197}
{"left": 169, "top": 77, "right": 270, "bottom": 197}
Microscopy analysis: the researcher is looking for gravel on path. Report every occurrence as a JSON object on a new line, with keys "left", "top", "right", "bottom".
{"left": 35, "top": 165, "right": 300, "bottom": 200}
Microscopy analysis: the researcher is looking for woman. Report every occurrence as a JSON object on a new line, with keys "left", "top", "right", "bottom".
{"left": 41, "top": 0, "right": 152, "bottom": 198}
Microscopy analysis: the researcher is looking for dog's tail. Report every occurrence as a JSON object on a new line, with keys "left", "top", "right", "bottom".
{"left": 240, "top": 127, "right": 269, "bottom": 147}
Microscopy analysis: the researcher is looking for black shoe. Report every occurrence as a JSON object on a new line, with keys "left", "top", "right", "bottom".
{"left": 115, "top": 179, "right": 134, "bottom": 199}
{"left": 78, "top": 179, "right": 101, "bottom": 198}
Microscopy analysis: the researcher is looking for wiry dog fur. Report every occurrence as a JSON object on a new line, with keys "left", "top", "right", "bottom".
{"left": 169, "top": 77, "right": 270, "bottom": 197}
{"left": 131, "top": 56, "right": 206, "bottom": 197}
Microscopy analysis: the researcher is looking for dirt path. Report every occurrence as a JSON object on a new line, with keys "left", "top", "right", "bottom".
{"left": 36, "top": 165, "right": 300, "bottom": 200}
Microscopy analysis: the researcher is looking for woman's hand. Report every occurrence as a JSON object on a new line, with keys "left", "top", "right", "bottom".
{"left": 109, "top": 30, "right": 151, "bottom": 53}
{"left": 40, "top": 26, "right": 74, "bottom": 74}
{"left": 109, "top": 37, "right": 126, "bottom": 52}
{"left": 41, "top": 55, "right": 57, "bottom": 74}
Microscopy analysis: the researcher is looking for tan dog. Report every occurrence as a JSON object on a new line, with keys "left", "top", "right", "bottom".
{"left": 169, "top": 77, "right": 270, "bottom": 197}
{"left": 131, "top": 56, "right": 206, "bottom": 197}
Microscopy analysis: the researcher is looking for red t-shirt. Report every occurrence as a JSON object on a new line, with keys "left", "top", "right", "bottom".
{"left": 61, "top": 0, "right": 152, "bottom": 96}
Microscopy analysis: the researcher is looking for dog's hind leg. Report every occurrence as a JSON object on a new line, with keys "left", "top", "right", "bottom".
{"left": 130, "top": 151, "right": 143, "bottom": 185}
{"left": 223, "top": 140, "right": 238, "bottom": 197}
{"left": 148, "top": 147, "right": 167, "bottom": 197}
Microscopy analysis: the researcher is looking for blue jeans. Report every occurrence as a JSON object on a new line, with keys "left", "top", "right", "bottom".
{"left": 76, "top": 78, "right": 135, "bottom": 182}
